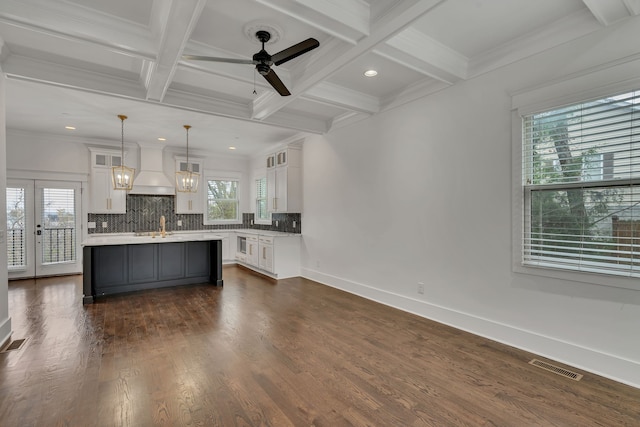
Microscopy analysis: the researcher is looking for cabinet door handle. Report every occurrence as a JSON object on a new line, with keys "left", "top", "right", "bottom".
{"left": 249, "top": 245, "right": 252, "bottom": 255}
{"left": 263, "top": 247, "right": 266, "bottom": 259}
{"left": 273, "top": 198, "right": 277, "bottom": 210}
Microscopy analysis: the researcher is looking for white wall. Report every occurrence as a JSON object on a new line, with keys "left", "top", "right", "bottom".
{"left": 0, "top": 71, "right": 10, "bottom": 347}
{"left": 301, "top": 17, "right": 640, "bottom": 388}
{"left": 6, "top": 130, "right": 92, "bottom": 179}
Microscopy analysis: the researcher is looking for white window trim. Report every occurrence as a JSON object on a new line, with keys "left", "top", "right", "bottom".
{"left": 511, "top": 60, "right": 640, "bottom": 291}
{"left": 203, "top": 172, "right": 242, "bottom": 225}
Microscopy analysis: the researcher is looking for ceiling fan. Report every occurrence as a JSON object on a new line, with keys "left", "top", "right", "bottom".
{"left": 183, "top": 30, "right": 319, "bottom": 96}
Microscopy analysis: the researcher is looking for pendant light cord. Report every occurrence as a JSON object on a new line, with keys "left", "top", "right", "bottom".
{"left": 184, "top": 125, "right": 192, "bottom": 172}
{"left": 118, "top": 114, "right": 127, "bottom": 165}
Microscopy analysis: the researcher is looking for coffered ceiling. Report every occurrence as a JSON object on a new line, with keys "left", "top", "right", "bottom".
{"left": 0, "top": 0, "right": 638, "bottom": 155}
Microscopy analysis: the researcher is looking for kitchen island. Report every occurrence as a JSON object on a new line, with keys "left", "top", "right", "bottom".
{"left": 82, "top": 232, "right": 224, "bottom": 304}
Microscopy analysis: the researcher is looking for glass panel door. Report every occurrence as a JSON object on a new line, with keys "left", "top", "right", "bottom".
{"left": 34, "top": 181, "right": 82, "bottom": 276}
{"left": 6, "top": 179, "right": 82, "bottom": 278}
{"left": 6, "top": 180, "right": 34, "bottom": 278}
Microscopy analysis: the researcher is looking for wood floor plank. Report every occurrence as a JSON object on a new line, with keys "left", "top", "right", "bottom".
{"left": 1, "top": 268, "right": 638, "bottom": 426}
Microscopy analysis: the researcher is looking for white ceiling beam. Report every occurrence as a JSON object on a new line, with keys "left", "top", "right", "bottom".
{"left": 582, "top": 0, "right": 635, "bottom": 25}
{"left": 255, "top": 0, "right": 369, "bottom": 44}
{"left": 304, "top": 81, "right": 380, "bottom": 114}
{"left": 0, "top": 0, "right": 156, "bottom": 59}
{"left": 375, "top": 27, "right": 468, "bottom": 84}
{"left": 328, "top": 111, "right": 371, "bottom": 131}
{"left": 161, "top": 88, "right": 252, "bottom": 121}
{"left": 262, "top": 110, "right": 329, "bottom": 134}
{"left": 380, "top": 78, "right": 450, "bottom": 111}
{"left": 144, "top": 0, "right": 207, "bottom": 102}
{"left": 251, "top": 0, "right": 444, "bottom": 121}
{"left": 468, "top": 8, "right": 600, "bottom": 78}
{"left": 3, "top": 54, "right": 147, "bottom": 100}
{"left": 179, "top": 41, "right": 293, "bottom": 88}
{"left": 162, "top": 87, "right": 328, "bottom": 134}
{"left": 623, "top": 0, "right": 640, "bottom": 15}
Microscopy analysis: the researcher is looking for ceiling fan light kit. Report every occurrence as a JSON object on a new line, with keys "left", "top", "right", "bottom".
{"left": 183, "top": 28, "right": 319, "bottom": 96}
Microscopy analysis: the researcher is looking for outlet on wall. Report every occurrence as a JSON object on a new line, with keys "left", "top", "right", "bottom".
{"left": 102, "top": 222, "right": 108, "bottom": 228}
{"left": 417, "top": 282, "right": 425, "bottom": 294}
{"left": 275, "top": 220, "right": 279, "bottom": 227}
{"left": 177, "top": 220, "right": 182, "bottom": 227}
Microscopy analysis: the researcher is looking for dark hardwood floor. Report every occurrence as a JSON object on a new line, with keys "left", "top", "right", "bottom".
{"left": 1, "top": 266, "right": 638, "bottom": 426}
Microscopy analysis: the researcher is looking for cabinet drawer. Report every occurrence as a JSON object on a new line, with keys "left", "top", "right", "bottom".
{"left": 259, "top": 236, "right": 274, "bottom": 244}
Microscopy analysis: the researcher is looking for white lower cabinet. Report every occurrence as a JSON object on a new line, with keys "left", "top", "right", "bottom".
{"left": 258, "top": 236, "right": 274, "bottom": 272}
{"left": 234, "top": 232, "right": 300, "bottom": 279}
{"left": 246, "top": 235, "right": 259, "bottom": 267}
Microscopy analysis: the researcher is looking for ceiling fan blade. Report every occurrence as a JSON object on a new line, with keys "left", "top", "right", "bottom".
{"left": 271, "top": 38, "right": 320, "bottom": 66}
{"left": 182, "top": 55, "right": 255, "bottom": 65}
{"left": 263, "top": 69, "right": 291, "bottom": 96}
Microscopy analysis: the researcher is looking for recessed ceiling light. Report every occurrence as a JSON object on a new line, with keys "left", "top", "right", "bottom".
{"left": 363, "top": 70, "right": 378, "bottom": 77}
{"left": 65, "top": 126, "right": 76, "bottom": 130}
{"left": 228, "top": 146, "right": 236, "bottom": 150}
{"left": 157, "top": 137, "right": 166, "bottom": 141}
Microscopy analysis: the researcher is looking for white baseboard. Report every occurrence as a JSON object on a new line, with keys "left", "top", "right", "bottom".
{"left": 301, "top": 268, "right": 640, "bottom": 390}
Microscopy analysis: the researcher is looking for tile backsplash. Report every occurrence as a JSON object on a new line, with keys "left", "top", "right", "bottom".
{"left": 88, "top": 195, "right": 301, "bottom": 234}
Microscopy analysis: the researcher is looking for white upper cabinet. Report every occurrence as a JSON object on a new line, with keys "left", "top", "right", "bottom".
{"left": 89, "top": 148, "right": 127, "bottom": 213}
{"left": 174, "top": 157, "right": 203, "bottom": 214}
{"left": 266, "top": 147, "right": 302, "bottom": 213}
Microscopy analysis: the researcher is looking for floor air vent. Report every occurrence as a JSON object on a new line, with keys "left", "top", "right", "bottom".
{"left": 1, "top": 338, "right": 27, "bottom": 353}
{"left": 529, "top": 359, "right": 583, "bottom": 381}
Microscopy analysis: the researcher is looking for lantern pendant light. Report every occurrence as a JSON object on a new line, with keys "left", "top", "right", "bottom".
{"left": 175, "top": 125, "right": 199, "bottom": 192}
{"left": 112, "top": 114, "right": 135, "bottom": 190}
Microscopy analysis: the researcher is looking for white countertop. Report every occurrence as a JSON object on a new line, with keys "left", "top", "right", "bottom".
{"left": 82, "top": 232, "right": 224, "bottom": 247}
{"left": 82, "top": 229, "right": 300, "bottom": 246}
{"left": 232, "top": 229, "right": 300, "bottom": 237}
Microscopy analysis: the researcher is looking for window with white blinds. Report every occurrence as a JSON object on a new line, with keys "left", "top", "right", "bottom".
{"left": 41, "top": 188, "right": 76, "bottom": 264}
{"left": 256, "top": 177, "right": 268, "bottom": 221}
{"left": 522, "top": 90, "right": 640, "bottom": 277}
{"left": 6, "top": 187, "right": 26, "bottom": 269}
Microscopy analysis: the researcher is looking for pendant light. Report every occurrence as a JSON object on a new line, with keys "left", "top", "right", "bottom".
{"left": 111, "top": 114, "right": 135, "bottom": 190}
{"left": 175, "top": 124, "right": 199, "bottom": 192}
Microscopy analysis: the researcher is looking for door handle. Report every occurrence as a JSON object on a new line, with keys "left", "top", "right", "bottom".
{"left": 36, "top": 230, "right": 42, "bottom": 235}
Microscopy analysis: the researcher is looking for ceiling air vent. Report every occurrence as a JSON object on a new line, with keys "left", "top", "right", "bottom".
{"left": 529, "top": 359, "right": 583, "bottom": 381}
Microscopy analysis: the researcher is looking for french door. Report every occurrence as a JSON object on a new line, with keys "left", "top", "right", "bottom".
{"left": 6, "top": 179, "right": 82, "bottom": 279}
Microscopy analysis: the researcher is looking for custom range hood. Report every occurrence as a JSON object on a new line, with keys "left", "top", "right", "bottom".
{"left": 129, "top": 142, "right": 175, "bottom": 195}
